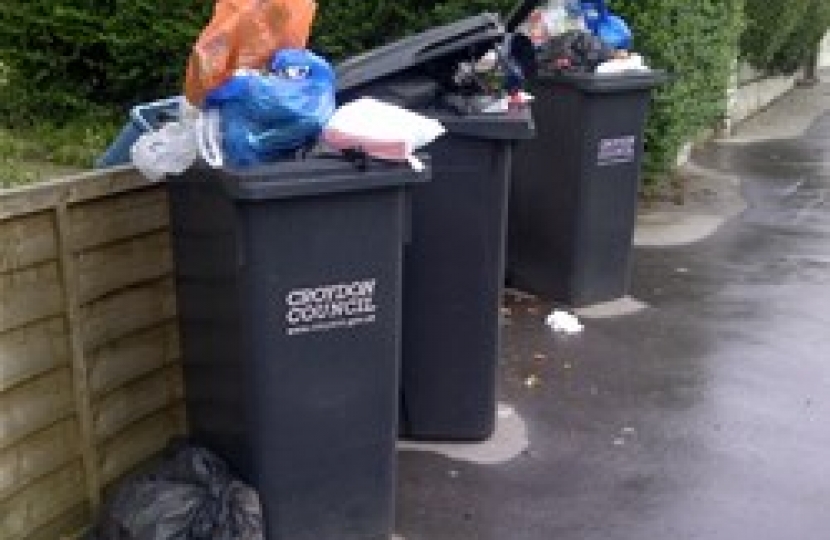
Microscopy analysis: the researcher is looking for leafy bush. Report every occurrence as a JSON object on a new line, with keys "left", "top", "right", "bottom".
{"left": 772, "top": 0, "right": 830, "bottom": 73}
{"left": 741, "top": 0, "right": 830, "bottom": 74}
{"left": 311, "top": 2, "right": 419, "bottom": 60}
{"left": 0, "top": 1, "right": 212, "bottom": 123}
{"left": 0, "top": 1, "right": 512, "bottom": 123}
{"left": 740, "top": 0, "right": 809, "bottom": 73}
{"left": 312, "top": 0, "right": 516, "bottom": 59}
{"left": 611, "top": 0, "right": 745, "bottom": 179}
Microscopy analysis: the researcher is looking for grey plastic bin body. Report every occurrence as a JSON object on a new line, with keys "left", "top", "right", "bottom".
{"left": 399, "top": 112, "right": 532, "bottom": 442}
{"left": 509, "top": 71, "right": 665, "bottom": 307}
{"left": 338, "top": 14, "right": 535, "bottom": 441}
{"left": 168, "top": 158, "right": 429, "bottom": 540}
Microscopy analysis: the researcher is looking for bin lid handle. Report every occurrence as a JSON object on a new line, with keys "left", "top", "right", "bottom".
{"left": 340, "top": 148, "right": 370, "bottom": 171}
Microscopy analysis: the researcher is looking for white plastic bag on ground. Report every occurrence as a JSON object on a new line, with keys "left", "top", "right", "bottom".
{"left": 546, "top": 310, "right": 584, "bottom": 334}
{"left": 322, "top": 97, "right": 446, "bottom": 171}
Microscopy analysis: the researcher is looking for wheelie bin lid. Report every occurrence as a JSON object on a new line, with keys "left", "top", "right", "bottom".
{"left": 336, "top": 0, "right": 550, "bottom": 95}
{"left": 335, "top": 9, "right": 538, "bottom": 142}
{"left": 429, "top": 108, "right": 535, "bottom": 140}
{"left": 172, "top": 156, "right": 430, "bottom": 201}
{"left": 336, "top": 14, "right": 507, "bottom": 96}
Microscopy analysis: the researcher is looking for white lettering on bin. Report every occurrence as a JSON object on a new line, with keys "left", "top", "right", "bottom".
{"left": 285, "top": 279, "right": 378, "bottom": 336}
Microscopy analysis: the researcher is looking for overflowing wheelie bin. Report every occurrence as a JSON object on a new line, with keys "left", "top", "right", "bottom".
{"left": 169, "top": 158, "right": 429, "bottom": 540}
{"left": 337, "top": 12, "right": 535, "bottom": 441}
{"left": 505, "top": 2, "right": 667, "bottom": 306}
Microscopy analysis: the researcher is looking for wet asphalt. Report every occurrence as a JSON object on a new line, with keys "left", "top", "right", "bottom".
{"left": 396, "top": 113, "right": 830, "bottom": 538}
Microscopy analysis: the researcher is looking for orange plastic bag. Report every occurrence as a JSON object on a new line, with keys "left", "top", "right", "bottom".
{"left": 185, "top": 0, "right": 316, "bottom": 106}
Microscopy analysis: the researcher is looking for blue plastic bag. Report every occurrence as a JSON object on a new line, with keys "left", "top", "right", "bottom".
{"left": 579, "top": 0, "right": 632, "bottom": 50}
{"left": 204, "top": 49, "right": 336, "bottom": 167}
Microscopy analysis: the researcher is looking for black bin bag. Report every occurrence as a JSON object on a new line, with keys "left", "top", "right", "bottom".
{"left": 95, "top": 443, "right": 263, "bottom": 540}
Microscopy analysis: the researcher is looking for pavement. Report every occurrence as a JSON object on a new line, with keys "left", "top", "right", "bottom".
{"left": 395, "top": 74, "right": 830, "bottom": 539}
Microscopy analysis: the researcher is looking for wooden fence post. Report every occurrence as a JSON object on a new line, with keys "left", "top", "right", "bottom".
{"left": 54, "top": 203, "right": 102, "bottom": 512}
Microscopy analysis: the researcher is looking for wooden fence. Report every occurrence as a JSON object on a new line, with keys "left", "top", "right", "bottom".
{"left": 0, "top": 167, "right": 186, "bottom": 539}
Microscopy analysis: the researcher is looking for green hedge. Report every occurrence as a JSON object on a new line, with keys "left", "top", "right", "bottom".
{"left": 741, "top": 0, "right": 830, "bottom": 74}
{"left": 0, "top": 0, "right": 769, "bottom": 180}
{"left": 611, "top": 0, "right": 744, "bottom": 178}
{"left": 0, "top": 1, "right": 212, "bottom": 124}
{"left": 0, "top": 1, "right": 516, "bottom": 122}
{"left": 313, "top": 1, "right": 513, "bottom": 59}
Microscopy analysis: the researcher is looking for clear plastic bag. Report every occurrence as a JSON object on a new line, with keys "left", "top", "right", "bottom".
{"left": 521, "top": 0, "right": 586, "bottom": 46}
{"left": 130, "top": 118, "right": 199, "bottom": 181}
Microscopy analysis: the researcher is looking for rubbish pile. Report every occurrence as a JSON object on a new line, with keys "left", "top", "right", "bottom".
{"left": 124, "top": 0, "right": 446, "bottom": 180}
{"left": 517, "top": 0, "right": 651, "bottom": 75}
{"left": 120, "top": 0, "right": 531, "bottom": 181}
{"left": 101, "top": 0, "right": 657, "bottom": 181}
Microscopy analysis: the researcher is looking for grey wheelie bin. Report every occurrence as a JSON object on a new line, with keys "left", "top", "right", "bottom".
{"left": 508, "top": 70, "right": 665, "bottom": 307}
{"left": 168, "top": 157, "right": 429, "bottom": 540}
{"left": 337, "top": 13, "right": 535, "bottom": 442}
